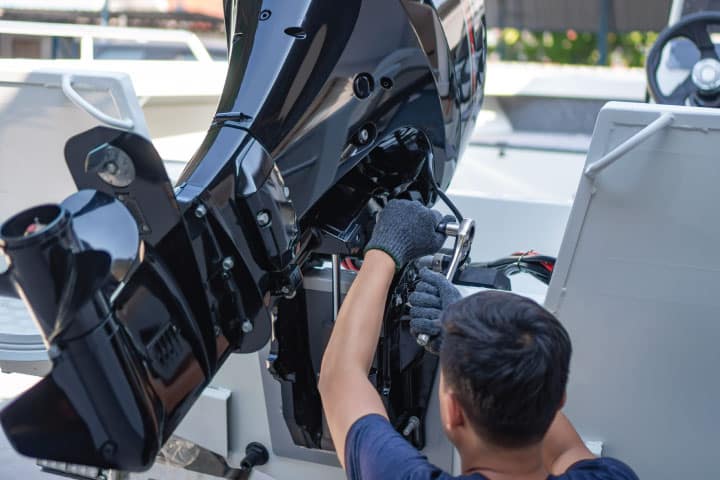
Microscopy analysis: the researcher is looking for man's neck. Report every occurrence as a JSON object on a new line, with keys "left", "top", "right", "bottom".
{"left": 459, "top": 437, "right": 548, "bottom": 480}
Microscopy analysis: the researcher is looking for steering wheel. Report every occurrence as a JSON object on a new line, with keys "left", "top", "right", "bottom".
{"left": 647, "top": 12, "right": 720, "bottom": 106}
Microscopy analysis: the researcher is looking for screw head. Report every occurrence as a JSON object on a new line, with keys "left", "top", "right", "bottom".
{"left": 47, "top": 344, "right": 61, "bottom": 359}
{"left": 380, "top": 77, "right": 394, "bottom": 89}
{"left": 222, "top": 256, "right": 235, "bottom": 271}
{"left": 100, "top": 441, "right": 116, "bottom": 461}
{"left": 88, "top": 144, "right": 135, "bottom": 187}
{"left": 242, "top": 320, "right": 254, "bottom": 333}
{"left": 356, "top": 128, "right": 370, "bottom": 145}
{"left": 256, "top": 210, "right": 271, "bottom": 227}
{"left": 194, "top": 204, "right": 207, "bottom": 218}
{"left": 103, "top": 161, "right": 118, "bottom": 174}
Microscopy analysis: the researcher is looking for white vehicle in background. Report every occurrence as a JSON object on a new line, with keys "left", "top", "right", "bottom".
{"left": 0, "top": 20, "right": 228, "bottom": 161}
{"left": 0, "top": 20, "right": 218, "bottom": 61}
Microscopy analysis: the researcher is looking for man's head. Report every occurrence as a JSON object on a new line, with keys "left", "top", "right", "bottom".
{"left": 438, "top": 290, "right": 571, "bottom": 450}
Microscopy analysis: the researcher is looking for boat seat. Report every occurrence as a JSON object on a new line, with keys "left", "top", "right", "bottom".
{"left": 545, "top": 101, "right": 720, "bottom": 479}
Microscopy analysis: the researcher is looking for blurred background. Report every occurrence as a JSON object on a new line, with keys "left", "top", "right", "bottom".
{"left": 0, "top": 0, "right": 671, "bottom": 66}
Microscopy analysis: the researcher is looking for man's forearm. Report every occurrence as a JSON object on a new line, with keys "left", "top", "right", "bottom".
{"left": 320, "top": 250, "right": 396, "bottom": 377}
{"left": 318, "top": 250, "right": 397, "bottom": 465}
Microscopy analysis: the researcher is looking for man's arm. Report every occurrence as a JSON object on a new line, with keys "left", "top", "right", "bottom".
{"left": 318, "top": 249, "right": 395, "bottom": 468}
{"left": 542, "top": 411, "right": 596, "bottom": 474}
{"left": 319, "top": 199, "right": 447, "bottom": 469}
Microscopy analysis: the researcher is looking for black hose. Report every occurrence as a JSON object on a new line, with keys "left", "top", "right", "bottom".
{"left": 425, "top": 157, "right": 463, "bottom": 221}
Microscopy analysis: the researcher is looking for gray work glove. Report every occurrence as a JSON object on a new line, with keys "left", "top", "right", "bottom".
{"left": 409, "top": 268, "right": 462, "bottom": 354}
{"left": 365, "top": 199, "right": 451, "bottom": 269}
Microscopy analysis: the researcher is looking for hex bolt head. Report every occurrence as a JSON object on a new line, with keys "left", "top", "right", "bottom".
{"left": 256, "top": 210, "right": 271, "bottom": 227}
{"left": 194, "top": 204, "right": 207, "bottom": 218}
{"left": 402, "top": 416, "right": 420, "bottom": 437}
{"left": 222, "top": 256, "right": 235, "bottom": 271}
{"left": 380, "top": 77, "right": 394, "bottom": 89}
{"left": 47, "top": 344, "right": 61, "bottom": 359}
{"left": 103, "top": 161, "right": 118, "bottom": 174}
{"left": 100, "top": 441, "right": 117, "bottom": 461}
{"left": 242, "top": 320, "right": 254, "bottom": 333}
{"left": 356, "top": 128, "right": 370, "bottom": 145}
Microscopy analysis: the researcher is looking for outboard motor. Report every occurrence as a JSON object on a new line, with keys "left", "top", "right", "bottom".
{"left": 0, "top": 0, "right": 486, "bottom": 471}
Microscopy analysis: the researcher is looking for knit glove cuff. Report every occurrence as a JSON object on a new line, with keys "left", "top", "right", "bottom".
{"left": 365, "top": 199, "right": 451, "bottom": 269}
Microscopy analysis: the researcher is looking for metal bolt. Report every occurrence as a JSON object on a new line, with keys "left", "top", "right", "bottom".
{"left": 194, "top": 204, "right": 207, "bottom": 218}
{"left": 103, "top": 161, "right": 118, "bottom": 174}
{"left": 259, "top": 9, "right": 271, "bottom": 20}
{"left": 380, "top": 77, "right": 394, "bottom": 89}
{"left": 416, "top": 333, "right": 429, "bottom": 347}
{"left": 402, "top": 416, "right": 420, "bottom": 437}
{"left": 214, "top": 325, "right": 221, "bottom": 336}
{"left": 100, "top": 441, "right": 116, "bottom": 460}
{"left": 48, "top": 344, "right": 61, "bottom": 359}
{"left": 222, "top": 256, "right": 235, "bottom": 271}
{"left": 256, "top": 210, "right": 271, "bottom": 227}
{"left": 356, "top": 128, "right": 370, "bottom": 145}
{"left": 242, "top": 320, "right": 254, "bottom": 333}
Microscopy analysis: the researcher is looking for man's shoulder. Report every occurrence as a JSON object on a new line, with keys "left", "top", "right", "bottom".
{"left": 556, "top": 457, "right": 639, "bottom": 480}
{"left": 345, "top": 414, "right": 467, "bottom": 480}
{"left": 346, "top": 415, "right": 637, "bottom": 480}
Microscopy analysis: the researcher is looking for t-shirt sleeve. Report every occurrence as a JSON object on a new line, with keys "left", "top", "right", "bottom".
{"left": 344, "top": 414, "right": 445, "bottom": 480}
{"left": 563, "top": 457, "right": 639, "bottom": 480}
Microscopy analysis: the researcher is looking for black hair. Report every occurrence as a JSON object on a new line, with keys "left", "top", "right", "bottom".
{"left": 440, "top": 290, "right": 571, "bottom": 448}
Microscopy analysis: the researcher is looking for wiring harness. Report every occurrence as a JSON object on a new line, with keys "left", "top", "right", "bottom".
{"left": 472, "top": 250, "right": 556, "bottom": 285}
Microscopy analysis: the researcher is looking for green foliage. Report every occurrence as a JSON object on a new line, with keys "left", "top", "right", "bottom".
{"left": 489, "top": 28, "right": 659, "bottom": 67}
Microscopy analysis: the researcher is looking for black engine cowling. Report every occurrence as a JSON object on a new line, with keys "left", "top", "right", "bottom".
{"left": 0, "top": 0, "right": 486, "bottom": 470}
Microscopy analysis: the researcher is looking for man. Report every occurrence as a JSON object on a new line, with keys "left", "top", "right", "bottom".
{"left": 318, "top": 200, "right": 637, "bottom": 479}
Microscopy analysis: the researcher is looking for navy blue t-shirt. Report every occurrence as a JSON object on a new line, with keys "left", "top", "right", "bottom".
{"left": 345, "top": 415, "right": 638, "bottom": 480}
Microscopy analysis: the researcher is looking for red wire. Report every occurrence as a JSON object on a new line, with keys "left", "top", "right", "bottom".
{"left": 343, "top": 258, "right": 360, "bottom": 272}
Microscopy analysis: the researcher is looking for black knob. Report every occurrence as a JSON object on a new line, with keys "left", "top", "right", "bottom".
{"left": 240, "top": 442, "right": 269, "bottom": 471}
{"left": 353, "top": 73, "right": 375, "bottom": 99}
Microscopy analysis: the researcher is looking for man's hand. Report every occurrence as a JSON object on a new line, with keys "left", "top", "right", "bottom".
{"left": 365, "top": 199, "right": 450, "bottom": 269}
{"left": 409, "top": 268, "right": 462, "bottom": 354}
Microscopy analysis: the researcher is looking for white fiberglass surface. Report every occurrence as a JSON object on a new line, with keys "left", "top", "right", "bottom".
{"left": 450, "top": 145, "right": 585, "bottom": 205}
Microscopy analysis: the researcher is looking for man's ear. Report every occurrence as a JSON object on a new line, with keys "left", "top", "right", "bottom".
{"left": 446, "top": 391, "right": 466, "bottom": 430}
